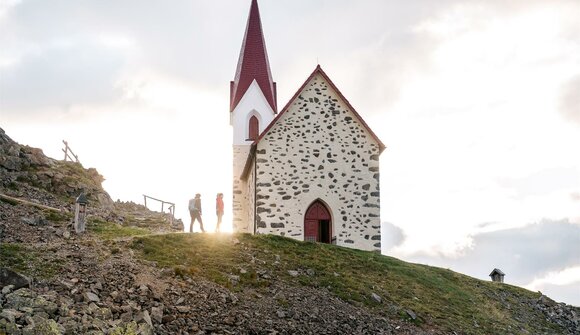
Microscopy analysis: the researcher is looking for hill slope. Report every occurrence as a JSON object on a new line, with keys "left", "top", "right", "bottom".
{"left": 131, "top": 232, "right": 578, "bottom": 334}
{"left": 1, "top": 128, "right": 578, "bottom": 334}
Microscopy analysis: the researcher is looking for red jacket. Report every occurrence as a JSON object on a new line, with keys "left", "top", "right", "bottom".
{"left": 216, "top": 197, "right": 224, "bottom": 214}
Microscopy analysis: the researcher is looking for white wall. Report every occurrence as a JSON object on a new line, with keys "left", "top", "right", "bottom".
{"left": 230, "top": 79, "right": 276, "bottom": 146}
{"left": 231, "top": 79, "right": 276, "bottom": 231}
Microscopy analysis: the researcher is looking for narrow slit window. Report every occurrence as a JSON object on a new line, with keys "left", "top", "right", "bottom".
{"left": 248, "top": 115, "right": 259, "bottom": 140}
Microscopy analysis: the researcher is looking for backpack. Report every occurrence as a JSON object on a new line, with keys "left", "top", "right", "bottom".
{"left": 188, "top": 199, "right": 196, "bottom": 211}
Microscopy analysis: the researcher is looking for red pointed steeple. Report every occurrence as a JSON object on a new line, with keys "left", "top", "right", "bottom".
{"left": 230, "top": 0, "right": 277, "bottom": 113}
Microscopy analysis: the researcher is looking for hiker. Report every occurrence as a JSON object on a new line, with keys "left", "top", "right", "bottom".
{"left": 216, "top": 193, "right": 224, "bottom": 232}
{"left": 188, "top": 194, "right": 205, "bottom": 233}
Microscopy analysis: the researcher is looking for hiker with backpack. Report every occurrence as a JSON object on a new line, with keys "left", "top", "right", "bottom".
{"left": 188, "top": 194, "right": 205, "bottom": 233}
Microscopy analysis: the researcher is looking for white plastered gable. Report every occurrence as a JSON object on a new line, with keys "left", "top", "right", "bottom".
{"left": 231, "top": 79, "right": 276, "bottom": 145}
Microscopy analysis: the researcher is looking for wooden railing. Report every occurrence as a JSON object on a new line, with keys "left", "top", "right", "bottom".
{"left": 62, "top": 140, "right": 80, "bottom": 163}
{"left": 143, "top": 195, "right": 175, "bottom": 225}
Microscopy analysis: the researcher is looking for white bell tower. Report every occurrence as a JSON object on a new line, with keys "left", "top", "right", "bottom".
{"left": 230, "top": 0, "right": 277, "bottom": 232}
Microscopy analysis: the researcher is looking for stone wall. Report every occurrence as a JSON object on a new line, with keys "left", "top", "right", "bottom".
{"left": 253, "top": 74, "right": 381, "bottom": 251}
{"left": 245, "top": 157, "right": 256, "bottom": 234}
{"left": 232, "top": 145, "right": 251, "bottom": 232}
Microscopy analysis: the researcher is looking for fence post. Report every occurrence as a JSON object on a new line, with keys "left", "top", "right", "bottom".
{"left": 143, "top": 195, "right": 176, "bottom": 226}
{"left": 62, "top": 140, "right": 80, "bottom": 163}
{"left": 63, "top": 141, "right": 69, "bottom": 161}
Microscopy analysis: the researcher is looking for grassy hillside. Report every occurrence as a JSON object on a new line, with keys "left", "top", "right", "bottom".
{"left": 129, "top": 232, "right": 563, "bottom": 334}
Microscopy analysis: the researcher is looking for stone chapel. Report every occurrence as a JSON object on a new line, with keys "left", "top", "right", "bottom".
{"left": 230, "top": 0, "right": 385, "bottom": 251}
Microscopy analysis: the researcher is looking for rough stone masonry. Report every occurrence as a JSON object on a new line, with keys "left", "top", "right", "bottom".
{"left": 243, "top": 71, "right": 382, "bottom": 251}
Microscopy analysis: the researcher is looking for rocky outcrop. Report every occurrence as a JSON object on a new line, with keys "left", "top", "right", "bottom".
{"left": 0, "top": 129, "right": 52, "bottom": 172}
{"left": 114, "top": 201, "right": 183, "bottom": 232}
{"left": 0, "top": 127, "right": 113, "bottom": 211}
{"left": 1, "top": 282, "right": 148, "bottom": 334}
{"left": 534, "top": 295, "right": 579, "bottom": 332}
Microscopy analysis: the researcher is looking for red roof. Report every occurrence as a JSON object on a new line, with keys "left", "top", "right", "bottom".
{"left": 254, "top": 65, "right": 386, "bottom": 153}
{"left": 230, "top": 0, "right": 277, "bottom": 113}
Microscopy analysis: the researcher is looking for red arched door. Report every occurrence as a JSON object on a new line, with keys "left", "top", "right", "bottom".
{"left": 304, "top": 201, "right": 332, "bottom": 244}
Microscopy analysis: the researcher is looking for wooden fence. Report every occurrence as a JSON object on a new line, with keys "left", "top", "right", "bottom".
{"left": 143, "top": 195, "right": 175, "bottom": 225}
{"left": 62, "top": 140, "right": 80, "bottom": 163}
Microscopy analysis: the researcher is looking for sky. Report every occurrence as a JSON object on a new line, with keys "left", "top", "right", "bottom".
{"left": 1, "top": 0, "right": 579, "bottom": 305}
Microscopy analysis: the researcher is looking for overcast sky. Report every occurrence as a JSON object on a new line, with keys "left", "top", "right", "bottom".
{"left": 1, "top": 0, "right": 579, "bottom": 305}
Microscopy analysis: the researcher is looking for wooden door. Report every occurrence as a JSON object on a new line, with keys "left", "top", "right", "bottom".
{"left": 304, "top": 219, "right": 318, "bottom": 242}
{"left": 304, "top": 201, "right": 332, "bottom": 243}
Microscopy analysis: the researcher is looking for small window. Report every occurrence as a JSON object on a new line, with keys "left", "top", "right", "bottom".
{"left": 248, "top": 115, "right": 259, "bottom": 140}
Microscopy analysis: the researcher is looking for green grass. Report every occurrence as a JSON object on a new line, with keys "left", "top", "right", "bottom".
{"left": 5, "top": 181, "right": 19, "bottom": 190}
{"left": 0, "top": 243, "right": 64, "bottom": 279}
{"left": 0, "top": 243, "right": 29, "bottom": 273}
{"left": 45, "top": 210, "right": 73, "bottom": 223}
{"left": 132, "top": 233, "right": 251, "bottom": 288}
{"left": 88, "top": 219, "right": 151, "bottom": 240}
{"left": 129, "top": 233, "right": 563, "bottom": 334}
{"left": 54, "top": 161, "right": 102, "bottom": 189}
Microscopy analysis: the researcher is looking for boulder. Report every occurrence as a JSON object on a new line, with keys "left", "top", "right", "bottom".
{"left": 4, "top": 289, "right": 58, "bottom": 316}
{"left": 20, "top": 217, "right": 46, "bottom": 226}
{"left": 0, "top": 309, "right": 22, "bottom": 323}
{"left": 150, "top": 306, "right": 163, "bottom": 324}
{"left": 97, "top": 193, "right": 114, "bottom": 211}
{"left": 0, "top": 268, "right": 30, "bottom": 290}
{"left": 83, "top": 292, "right": 100, "bottom": 303}
{"left": 142, "top": 310, "right": 153, "bottom": 327}
{"left": 2, "top": 285, "right": 15, "bottom": 296}
{"left": 28, "top": 317, "right": 63, "bottom": 335}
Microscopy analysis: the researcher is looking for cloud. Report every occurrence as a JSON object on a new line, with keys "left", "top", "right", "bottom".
{"left": 477, "top": 221, "right": 499, "bottom": 229}
{"left": 405, "top": 219, "right": 580, "bottom": 304}
{"left": 0, "top": 0, "right": 452, "bottom": 120}
{"left": 288, "top": 0, "right": 457, "bottom": 114}
{"left": 496, "top": 167, "right": 580, "bottom": 199}
{"left": 2, "top": 0, "right": 578, "bottom": 121}
{"left": 0, "top": 40, "right": 125, "bottom": 114}
{"left": 559, "top": 75, "right": 580, "bottom": 125}
{"left": 525, "top": 266, "right": 580, "bottom": 306}
{"left": 0, "top": 0, "right": 246, "bottom": 86}
{"left": 465, "top": 219, "right": 579, "bottom": 281}
{"left": 526, "top": 266, "right": 580, "bottom": 289}
{"left": 381, "top": 222, "right": 406, "bottom": 252}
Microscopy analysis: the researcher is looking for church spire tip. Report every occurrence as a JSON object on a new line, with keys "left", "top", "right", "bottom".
{"left": 230, "top": 0, "right": 277, "bottom": 113}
